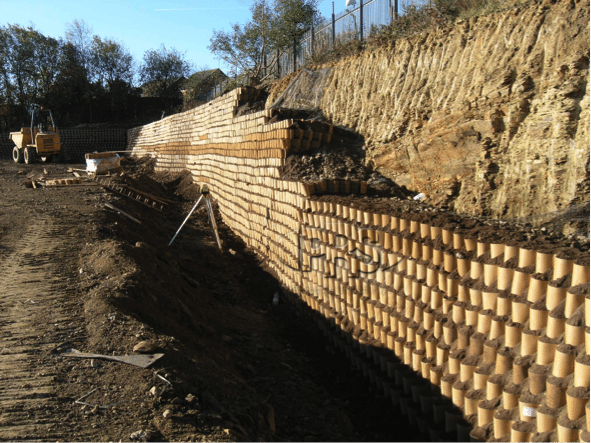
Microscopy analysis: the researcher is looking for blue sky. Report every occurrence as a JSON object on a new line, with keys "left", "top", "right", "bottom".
{"left": 1, "top": 0, "right": 347, "bottom": 79}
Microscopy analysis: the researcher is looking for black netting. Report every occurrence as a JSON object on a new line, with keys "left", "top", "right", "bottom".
{"left": 269, "top": 68, "right": 332, "bottom": 112}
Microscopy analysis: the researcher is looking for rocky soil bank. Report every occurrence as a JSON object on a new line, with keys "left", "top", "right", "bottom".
{"left": 268, "top": 0, "right": 590, "bottom": 222}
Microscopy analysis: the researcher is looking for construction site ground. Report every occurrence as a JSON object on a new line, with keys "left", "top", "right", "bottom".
{"left": 0, "top": 157, "right": 428, "bottom": 442}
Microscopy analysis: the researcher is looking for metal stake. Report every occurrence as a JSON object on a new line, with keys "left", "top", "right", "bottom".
{"left": 168, "top": 185, "right": 223, "bottom": 252}
{"left": 205, "top": 195, "right": 223, "bottom": 252}
{"left": 168, "top": 195, "right": 203, "bottom": 246}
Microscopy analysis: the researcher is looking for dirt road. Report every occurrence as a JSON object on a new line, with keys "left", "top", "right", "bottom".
{"left": 0, "top": 158, "right": 422, "bottom": 442}
{"left": 0, "top": 161, "right": 100, "bottom": 440}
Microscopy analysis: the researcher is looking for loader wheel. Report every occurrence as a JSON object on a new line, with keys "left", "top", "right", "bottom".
{"left": 12, "top": 146, "right": 24, "bottom": 164}
{"left": 24, "top": 147, "right": 35, "bottom": 165}
{"left": 40, "top": 155, "right": 52, "bottom": 163}
{"left": 52, "top": 153, "right": 61, "bottom": 163}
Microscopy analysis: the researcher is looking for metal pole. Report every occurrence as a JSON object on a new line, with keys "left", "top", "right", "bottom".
{"left": 310, "top": 24, "right": 314, "bottom": 60}
{"left": 168, "top": 195, "right": 203, "bottom": 246}
{"left": 263, "top": 1, "right": 267, "bottom": 79}
{"left": 389, "top": 0, "right": 392, "bottom": 23}
{"left": 359, "top": 0, "right": 363, "bottom": 41}
{"left": 394, "top": 0, "right": 398, "bottom": 19}
{"left": 205, "top": 196, "right": 223, "bottom": 252}
{"left": 293, "top": 38, "right": 297, "bottom": 73}
{"left": 332, "top": 1, "right": 335, "bottom": 48}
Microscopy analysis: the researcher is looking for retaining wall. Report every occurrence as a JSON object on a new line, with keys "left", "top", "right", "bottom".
{"left": 1, "top": 129, "right": 127, "bottom": 161}
{"left": 128, "top": 87, "right": 590, "bottom": 442}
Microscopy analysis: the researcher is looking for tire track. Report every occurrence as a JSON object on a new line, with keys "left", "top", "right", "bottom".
{"left": 0, "top": 213, "right": 86, "bottom": 441}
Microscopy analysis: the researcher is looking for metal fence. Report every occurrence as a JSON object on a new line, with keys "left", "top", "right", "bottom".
{"left": 266, "top": 0, "right": 428, "bottom": 79}
{"left": 199, "top": 0, "right": 427, "bottom": 102}
{"left": 198, "top": 76, "right": 252, "bottom": 103}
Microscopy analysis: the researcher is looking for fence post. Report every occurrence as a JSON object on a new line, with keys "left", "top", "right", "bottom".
{"left": 359, "top": 0, "right": 363, "bottom": 41}
{"left": 311, "top": 25, "right": 314, "bottom": 61}
{"left": 332, "top": 1, "right": 336, "bottom": 48}
{"left": 389, "top": 0, "right": 392, "bottom": 23}
{"left": 293, "top": 39, "right": 297, "bottom": 73}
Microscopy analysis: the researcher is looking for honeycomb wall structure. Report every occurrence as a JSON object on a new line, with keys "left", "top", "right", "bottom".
{"left": 128, "top": 87, "right": 590, "bottom": 443}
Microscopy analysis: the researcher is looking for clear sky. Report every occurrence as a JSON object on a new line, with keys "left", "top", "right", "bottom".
{"left": 1, "top": 0, "right": 348, "bottom": 80}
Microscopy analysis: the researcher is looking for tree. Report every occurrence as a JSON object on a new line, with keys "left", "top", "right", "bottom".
{"left": 271, "top": 0, "right": 320, "bottom": 52}
{"left": 0, "top": 24, "right": 62, "bottom": 128}
{"left": 65, "top": 19, "right": 92, "bottom": 71}
{"left": 139, "top": 45, "right": 191, "bottom": 113}
{"left": 0, "top": 26, "right": 16, "bottom": 129}
{"left": 65, "top": 22, "right": 139, "bottom": 123}
{"left": 33, "top": 32, "right": 62, "bottom": 104}
{"left": 208, "top": 0, "right": 321, "bottom": 81}
{"left": 47, "top": 42, "right": 90, "bottom": 126}
{"left": 0, "top": 20, "right": 138, "bottom": 129}
{"left": 90, "top": 36, "right": 134, "bottom": 88}
{"left": 208, "top": 0, "right": 271, "bottom": 79}
{"left": 139, "top": 45, "right": 191, "bottom": 108}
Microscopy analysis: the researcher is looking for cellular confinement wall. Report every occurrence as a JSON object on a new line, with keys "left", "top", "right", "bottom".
{"left": 128, "top": 86, "right": 590, "bottom": 443}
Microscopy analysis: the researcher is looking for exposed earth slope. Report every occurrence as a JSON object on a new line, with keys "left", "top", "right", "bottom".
{"left": 269, "top": 0, "right": 590, "bottom": 220}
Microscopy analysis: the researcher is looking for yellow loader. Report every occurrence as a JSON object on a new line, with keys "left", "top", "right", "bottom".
{"left": 10, "top": 106, "right": 61, "bottom": 164}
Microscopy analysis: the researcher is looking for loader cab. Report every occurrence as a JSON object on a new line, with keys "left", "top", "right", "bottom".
{"left": 31, "top": 109, "right": 58, "bottom": 137}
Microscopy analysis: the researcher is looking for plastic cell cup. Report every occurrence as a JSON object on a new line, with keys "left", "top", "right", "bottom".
{"left": 535, "top": 251, "right": 553, "bottom": 274}
{"left": 518, "top": 247, "right": 536, "bottom": 268}
{"left": 553, "top": 256, "right": 573, "bottom": 279}
{"left": 536, "top": 407, "right": 557, "bottom": 432}
{"left": 572, "top": 263, "right": 590, "bottom": 285}
{"left": 441, "top": 228, "right": 453, "bottom": 245}
{"left": 490, "top": 243, "right": 504, "bottom": 259}
{"left": 504, "top": 245, "right": 519, "bottom": 260}
{"left": 430, "top": 226, "right": 442, "bottom": 241}
{"left": 556, "top": 417, "right": 580, "bottom": 442}
{"left": 527, "top": 277, "right": 548, "bottom": 303}
{"left": 497, "top": 267, "right": 514, "bottom": 291}
{"left": 520, "top": 330, "right": 539, "bottom": 356}
{"left": 566, "top": 387, "right": 588, "bottom": 421}
{"left": 453, "top": 232, "right": 464, "bottom": 250}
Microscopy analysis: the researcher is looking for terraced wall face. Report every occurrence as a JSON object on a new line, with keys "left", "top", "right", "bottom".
{"left": 128, "top": 87, "right": 590, "bottom": 442}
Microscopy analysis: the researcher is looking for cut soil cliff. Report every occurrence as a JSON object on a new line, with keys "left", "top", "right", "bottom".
{"left": 270, "top": 0, "right": 590, "bottom": 220}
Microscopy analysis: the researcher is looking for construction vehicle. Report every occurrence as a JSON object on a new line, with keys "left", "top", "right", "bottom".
{"left": 10, "top": 105, "right": 62, "bottom": 164}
